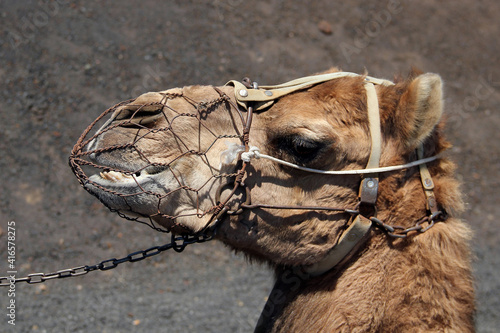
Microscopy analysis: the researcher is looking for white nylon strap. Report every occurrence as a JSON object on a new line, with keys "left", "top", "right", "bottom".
{"left": 239, "top": 147, "right": 438, "bottom": 175}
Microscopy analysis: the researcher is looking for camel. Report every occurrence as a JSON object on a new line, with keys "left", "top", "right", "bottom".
{"left": 71, "top": 68, "right": 475, "bottom": 332}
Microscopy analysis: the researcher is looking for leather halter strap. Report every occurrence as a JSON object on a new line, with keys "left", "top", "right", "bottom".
{"left": 227, "top": 72, "right": 393, "bottom": 111}
{"left": 364, "top": 82, "right": 383, "bottom": 170}
{"left": 226, "top": 73, "right": 390, "bottom": 276}
{"left": 303, "top": 81, "right": 384, "bottom": 277}
{"left": 225, "top": 73, "right": 438, "bottom": 277}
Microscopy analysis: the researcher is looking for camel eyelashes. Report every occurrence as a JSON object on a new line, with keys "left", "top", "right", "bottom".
{"left": 291, "top": 137, "right": 321, "bottom": 155}
{"left": 275, "top": 135, "right": 326, "bottom": 165}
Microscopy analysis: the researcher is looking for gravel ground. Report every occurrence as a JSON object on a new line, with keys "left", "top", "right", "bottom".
{"left": 0, "top": 1, "right": 499, "bottom": 332}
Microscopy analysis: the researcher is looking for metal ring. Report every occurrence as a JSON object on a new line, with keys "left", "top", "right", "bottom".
{"left": 227, "top": 186, "right": 251, "bottom": 215}
{"left": 215, "top": 180, "right": 251, "bottom": 215}
{"left": 215, "top": 179, "right": 235, "bottom": 204}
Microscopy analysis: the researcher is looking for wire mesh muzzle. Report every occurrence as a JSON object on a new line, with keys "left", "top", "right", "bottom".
{"left": 69, "top": 89, "right": 247, "bottom": 234}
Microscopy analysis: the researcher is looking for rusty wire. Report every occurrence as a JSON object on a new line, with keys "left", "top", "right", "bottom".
{"left": 2, "top": 78, "right": 449, "bottom": 287}
{"left": 68, "top": 84, "right": 446, "bottom": 238}
{"left": 69, "top": 88, "right": 247, "bottom": 233}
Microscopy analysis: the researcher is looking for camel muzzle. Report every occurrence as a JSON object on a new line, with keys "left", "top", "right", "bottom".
{"left": 69, "top": 72, "right": 446, "bottom": 276}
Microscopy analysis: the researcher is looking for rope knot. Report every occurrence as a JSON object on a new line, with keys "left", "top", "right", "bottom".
{"left": 220, "top": 142, "right": 260, "bottom": 165}
{"left": 241, "top": 146, "right": 261, "bottom": 162}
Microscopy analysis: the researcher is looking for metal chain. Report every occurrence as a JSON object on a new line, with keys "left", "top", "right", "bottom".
{"left": 0, "top": 233, "right": 212, "bottom": 286}
{"left": 370, "top": 211, "right": 446, "bottom": 239}
{"left": 0, "top": 206, "right": 445, "bottom": 287}
{"left": 0, "top": 211, "right": 446, "bottom": 287}
{"left": 242, "top": 201, "right": 447, "bottom": 240}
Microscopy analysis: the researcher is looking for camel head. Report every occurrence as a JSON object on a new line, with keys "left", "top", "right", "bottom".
{"left": 71, "top": 69, "right": 449, "bottom": 267}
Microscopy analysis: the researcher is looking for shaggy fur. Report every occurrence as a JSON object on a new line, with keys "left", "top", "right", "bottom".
{"left": 86, "top": 69, "right": 475, "bottom": 332}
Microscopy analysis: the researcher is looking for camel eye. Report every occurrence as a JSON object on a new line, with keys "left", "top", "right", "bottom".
{"left": 292, "top": 137, "right": 320, "bottom": 156}
{"left": 277, "top": 136, "right": 325, "bottom": 165}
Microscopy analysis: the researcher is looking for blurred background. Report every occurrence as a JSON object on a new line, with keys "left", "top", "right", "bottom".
{"left": 0, "top": 1, "right": 498, "bottom": 332}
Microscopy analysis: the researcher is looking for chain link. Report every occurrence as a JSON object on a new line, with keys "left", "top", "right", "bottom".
{"left": 0, "top": 211, "right": 446, "bottom": 287}
{"left": 0, "top": 233, "right": 212, "bottom": 286}
{"left": 370, "top": 211, "right": 446, "bottom": 239}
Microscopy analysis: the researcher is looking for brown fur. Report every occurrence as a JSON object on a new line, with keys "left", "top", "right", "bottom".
{"left": 87, "top": 69, "right": 475, "bottom": 332}
{"left": 248, "top": 72, "right": 474, "bottom": 332}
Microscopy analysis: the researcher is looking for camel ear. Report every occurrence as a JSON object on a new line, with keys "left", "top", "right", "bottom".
{"left": 399, "top": 73, "right": 443, "bottom": 150}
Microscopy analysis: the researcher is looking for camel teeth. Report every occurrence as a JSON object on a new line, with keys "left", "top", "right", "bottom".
{"left": 100, "top": 170, "right": 132, "bottom": 182}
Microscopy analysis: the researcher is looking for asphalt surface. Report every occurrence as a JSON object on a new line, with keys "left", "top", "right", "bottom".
{"left": 1, "top": 1, "right": 499, "bottom": 332}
